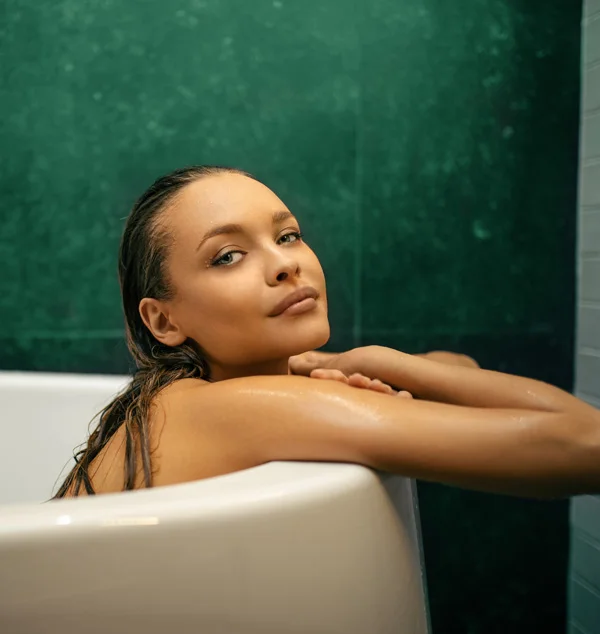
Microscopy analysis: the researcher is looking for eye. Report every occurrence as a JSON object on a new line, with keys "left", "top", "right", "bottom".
{"left": 279, "top": 231, "right": 304, "bottom": 244}
{"left": 210, "top": 251, "right": 244, "bottom": 267}
{"left": 209, "top": 231, "right": 304, "bottom": 268}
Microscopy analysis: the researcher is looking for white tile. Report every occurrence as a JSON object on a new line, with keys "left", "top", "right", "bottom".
{"left": 570, "top": 578, "right": 600, "bottom": 634}
{"left": 582, "top": 114, "right": 600, "bottom": 161}
{"left": 576, "top": 392, "right": 600, "bottom": 409}
{"left": 580, "top": 212, "right": 600, "bottom": 252}
{"left": 577, "top": 305, "right": 600, "bottom": 347}
{"left": 566, "top": 621, "right": 587, "bottom": 634}
{"left": 580, "top": 259, "right": 600, "bottom": 301}
{"left": 584, "top": 15, "right": 600, "bottom": 66}
{"left": 586, "top": 0, "right": 600, "bottom": 18}
{"left": 583, "top": 65, "right": 600, "bottom": 113}
{"left": 576, "top": 352, "right": 600, "bottom": 397}
{"left": 580, "top": 164, "right": 600, "bottom": 207}
{"left": 572, "top": 496, "right": 600, "bottom": 538}
{"left": 571, "top": 530, "right": 600, "bottom": 591}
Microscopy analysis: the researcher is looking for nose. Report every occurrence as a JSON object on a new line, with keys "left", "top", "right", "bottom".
{"left": 268, "top": 251, "right": 301, "bottom": 285}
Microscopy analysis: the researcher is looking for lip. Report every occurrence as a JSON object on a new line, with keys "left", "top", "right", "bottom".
{"left": 269, "top": 286, "right": 319, "bottom": 317}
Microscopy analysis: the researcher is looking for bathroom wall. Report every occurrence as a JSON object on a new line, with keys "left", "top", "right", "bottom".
{"left": 0, "top": 2, "right": 581, "bottom": 633}
{"left": 570, "top": 2, "right": 600, "bottom": 633}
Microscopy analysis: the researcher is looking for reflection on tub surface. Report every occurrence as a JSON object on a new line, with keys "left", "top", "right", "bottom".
{"left": 0, "top": 371, "right": 430, "bottom": 634}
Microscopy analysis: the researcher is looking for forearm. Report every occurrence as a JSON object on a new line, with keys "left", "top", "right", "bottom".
{"left": 365, "top": 399, "right": 600, "bottom": 499}
{"left": 202, "top": 374, "right": 600, "bottom": 499}
{"left": 415, "top": 350, "right": 480, "bottom": 369}
{"left": 350, "top": 345, "right": 587, "bottom": 414}
{"left": 260, "top": 374, "right": 600, "bottom": 498}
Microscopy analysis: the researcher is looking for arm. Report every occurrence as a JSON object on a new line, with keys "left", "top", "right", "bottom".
{"left": 343, "top": 345, "right": 585, "bottom": 413}
{"left": 289, "top": 348, "right": 480, "bottom": 377}
{"left": 414, "top": 350, "right": 480, "bottom": 369}
{"left": 166, "top": 373, "right": 600, "bottom": 500}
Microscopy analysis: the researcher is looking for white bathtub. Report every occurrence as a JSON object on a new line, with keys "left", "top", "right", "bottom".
{"left": 0, "top": 371, "right": 431, "bottom": 634}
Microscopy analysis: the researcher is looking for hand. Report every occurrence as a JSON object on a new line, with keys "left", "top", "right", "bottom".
{"left": 308, "top": 367, "right": 413, "bottom": 398}
{"left": 289, "top": 346, "right": 391, "bottom": 378}
{"left": 290, "top": 348, "right": 480, "bottom": 377}
{"left": 289, "top": 348, "right": 372, "bottom": 377}
{"left": 288, "top": 350, "right": 341, "bottom": 375}
{"left": 288, "top": 349, "right": 412, "bottom": 397}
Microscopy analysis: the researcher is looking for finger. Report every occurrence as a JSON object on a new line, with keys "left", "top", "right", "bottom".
{"left": 348, "top": 376, "right": 393, "bottom": 395}
{"left": 368, "top": 378, "right": 393, "bottom": 393}
{"left": 365, "top": 379, "right": 391, "bottom": 393}
{"left": 397, "top": 391, "right": 413, "bottom": 398}
{"left": 348, "top": 374, "right": 393, "bottom": 393}
{"left": 307, "top": 351, "right": 338, "bottom": 365}
{"left": 347, "top": 373, "right": 371, "bottom": 388}
{"left": 290, "top": 352, "right": 322, "bottom": 374}
{"left": 288, "top": 356, "right": 317, "bottom": 376}
{"left": 289, "top": 351, "right": 338, "bottom": 375}
{"left": 310, "top": 368, "right": 349, "bottom": 383}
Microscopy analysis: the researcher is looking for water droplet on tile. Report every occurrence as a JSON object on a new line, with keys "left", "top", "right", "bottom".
{"left": 472, "top": 220, "right": 492, "bottom": 240}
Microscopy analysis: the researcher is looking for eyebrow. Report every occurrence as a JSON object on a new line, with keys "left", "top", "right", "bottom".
{"left": 195, "top": 210, "right": 296, "bottom": 251}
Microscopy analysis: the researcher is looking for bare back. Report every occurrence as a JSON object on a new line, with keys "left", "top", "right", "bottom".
{"left": 70, "top": 378, "right": 258, "bottom": 496}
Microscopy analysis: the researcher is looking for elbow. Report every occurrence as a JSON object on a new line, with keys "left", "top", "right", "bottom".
{"left": 504, "top": 409, "right": 600, "bottom": 499}
{"left": 463, "top": 355, "right": 480, "bottom": 369}
{"left": 425, "top": 351, "right": 480, "bottom": 369}
{"left": 551, "top": 409, "right": 600, "bottom": 497}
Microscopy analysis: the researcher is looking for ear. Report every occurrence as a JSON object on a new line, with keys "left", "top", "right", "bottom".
{"left": 139, "top": 298, "right": 186, "bottom": 347}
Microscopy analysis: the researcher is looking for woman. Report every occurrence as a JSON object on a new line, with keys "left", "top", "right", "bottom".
{"left": 54, "top": 165, "right": 600, "bottom": 499}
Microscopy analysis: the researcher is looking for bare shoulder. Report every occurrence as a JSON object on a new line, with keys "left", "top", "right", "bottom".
{"left": 138, "top": 374, "right": 517, "bottom": 491}
{"left": 154, "top": 374, "right": 414, "bottom": 477}
{"left": 85, "top": 375, "right": 433, "bottom": 493}
{"left": 77, "top": 378, "right": 217, "bottom": 494}
{"left": 148, "top": 376, "right": 258, "bottom": 486}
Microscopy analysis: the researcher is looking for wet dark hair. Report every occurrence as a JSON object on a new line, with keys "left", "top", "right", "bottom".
{"left": 53, "top": 165, "right": 256, "bottom": 497}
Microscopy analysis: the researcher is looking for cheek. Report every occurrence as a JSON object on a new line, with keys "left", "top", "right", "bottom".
{"left": 184, "top": 277, "right": 270, "bottom": 365}
{"left": 305, "top": 251, "right": 327, "bottom": 293}
{"left": 178, "top": 276, "right": 262, "bottom": 335}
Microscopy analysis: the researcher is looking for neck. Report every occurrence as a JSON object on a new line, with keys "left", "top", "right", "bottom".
{"left": 207, "top": 358, "right": 291, "bottom": 383}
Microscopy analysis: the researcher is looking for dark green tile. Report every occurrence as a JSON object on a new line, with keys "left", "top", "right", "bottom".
{"left": 418, "top": 482, "right": 569, "bottom": 634}
{"left": 1, "top": 0, "right": 359, "bottom": 338}
{"left": 361, "top": 330, "right": 575, "bottom": 390}
{"left": 0, "top": 186, "right": 26, "bottom": 337}
{"left": 363, "top": 330, "right": 574, "bottom": 634}
{"left": 0, "top": 3, "right": 582, "bottom": 634}
{"left": 0, "top": 335, "right": 131, "bottom": 374}
{"left": 359, "top": 0, "right": 579, "bottom": 339}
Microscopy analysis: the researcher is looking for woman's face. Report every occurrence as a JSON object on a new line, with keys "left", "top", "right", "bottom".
{"left": 153, "top": 172, "right": 330, "bottom": 380}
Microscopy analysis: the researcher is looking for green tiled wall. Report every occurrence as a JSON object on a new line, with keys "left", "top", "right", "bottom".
{"left": 0, "top": 1, "right": 581, "bottom": 632}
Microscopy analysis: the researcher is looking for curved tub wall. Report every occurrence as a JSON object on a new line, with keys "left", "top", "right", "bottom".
{"left": 0, "top": 371, "right": 431, "bottom": 634}
{"left": 0, "top": 371, "right": 131, "bottom": 505}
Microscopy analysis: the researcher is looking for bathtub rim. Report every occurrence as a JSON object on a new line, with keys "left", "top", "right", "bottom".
{"left": 0, "top": 461, "right": 388, "bottom": 538}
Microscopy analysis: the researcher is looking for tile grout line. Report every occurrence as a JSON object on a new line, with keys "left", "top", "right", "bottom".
{"left": 573, "top": 524, "right": 600, "bottom": 552}
{"left": 571, "top": 571, "right": 600, "bottom": 601}
{"left": 568, "top": 616, "right": 591, "bottom": 634}
{"left": 575, "top": 392, "right": 600, "bottom": 408}
{"left": 584, "top": 8, "right": 600, "bottom": 24}
{"left": 2, "top": 330, "right": 125, "bottom": 340}
{"left": 583, "top": 104, "right": 600, "bottom": 117}
{"left": 584, "top": 58, "right": 600, "bottom": 72}
{"left": 578, "top": 347, "right": 600, "bottom": 358}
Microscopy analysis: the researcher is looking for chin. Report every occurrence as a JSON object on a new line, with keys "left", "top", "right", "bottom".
{"left": 292, "top": 320, "right": 330, "bottom": 355}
